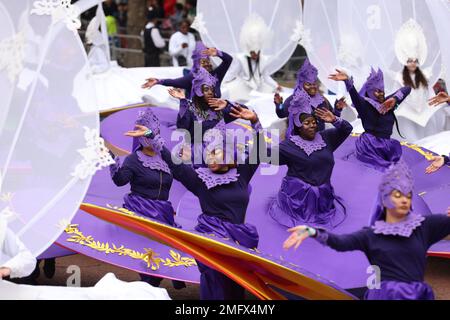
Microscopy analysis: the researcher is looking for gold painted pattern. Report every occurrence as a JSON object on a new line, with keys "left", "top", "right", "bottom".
{"left": 64, "top": 224, "right": 196, "bottom": 270}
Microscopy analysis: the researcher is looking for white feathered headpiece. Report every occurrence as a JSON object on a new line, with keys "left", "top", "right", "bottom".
{"left": 239, "top": 13, "right": 272, "bottom": 55}
{"left": 86, "top": 16, "right": 104, "bottom": 46}
{"left": 0, "top": 206, "right": 17, "bottom": 248}
{"left": 395, "top": 19, "right": 428, "bottom": 66}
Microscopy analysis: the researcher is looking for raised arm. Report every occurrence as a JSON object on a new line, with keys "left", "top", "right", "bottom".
{"left": 320, "top": 117, "right": 353, "bottom": 152}
{"left": 283, "top": 225, "right": 368, "bottom": 253}
{"left": 387, "top": 86, "right": 412, "bottom": 107}
{"left": 274, "top": 93, "right": 291, "bottom": 119}
{"left": 213, "top": 50, "right": 233, "bottom": 82}
{"left": 158, "top": 73, "right": 193, "bottom": 90}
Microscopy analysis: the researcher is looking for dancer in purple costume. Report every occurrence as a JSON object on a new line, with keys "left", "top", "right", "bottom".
{"left": 167, "top": 67, "right": 249, "bottom": 164}
{"left": 284, "top": 161, "right": 450, "bottom": 300}
{"left": 274, "top": 58, "right": 343, "bottom": 133}
{"left": 125, "top": 106, "right": 265, "bottom": 300}
{"left": 267, "top": 90, "right": 353, "bottom": 228}
{"left": 109, "top": 108, "right": 186, "bottom": 290}
{"left": 142, "top": 41, "right": 233, "bottom": 99}
{"left": 329, "top": 68, "right": 411, "bottom": 170}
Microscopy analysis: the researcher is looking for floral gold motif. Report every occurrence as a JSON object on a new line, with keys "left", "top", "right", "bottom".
{"left": 64, "top": 224, "right": 196, "bottom": 270}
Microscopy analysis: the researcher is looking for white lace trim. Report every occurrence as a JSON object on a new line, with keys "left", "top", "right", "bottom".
{"left": 71, "top": 127, "right": 115, "bottom": 180}
{"left": 0, "top": 31, "right": 26, "bottom": 83}
{"left": 31, "top": 0, "right": 81, "bottom": 31}
{"left": 291, "top": 20, "right": 312, "bottom": 52}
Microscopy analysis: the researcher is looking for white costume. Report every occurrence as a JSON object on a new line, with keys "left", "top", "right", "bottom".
{"left": 224, "top": 14, "right": 278, "bottom": 102}
{"left": 168, "top": 31, "right": 196, "bottom": 67}
{"left": 0, "top": 212, "right": 171, "bottom": 300}
{"left": 390, "top": 19, "right": 447, "bottom": 142}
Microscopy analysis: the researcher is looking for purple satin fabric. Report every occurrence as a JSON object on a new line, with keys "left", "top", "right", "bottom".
{"left": 355, "top": 132, "right": 402, "bottom": 170}
{"left": 268, "top": 176, "right": 344, "bottom": 228}
{"left": 365, "top": 281, "right": 435, "bottom": 300}
{"left": 194, "top": 214, "right": 259, "bottom": 300}
{"left": 123, "top": 193, "right": 180, "bottom": 228}
{"left": 195, "top": 214, "right": 259, "bottom": 249}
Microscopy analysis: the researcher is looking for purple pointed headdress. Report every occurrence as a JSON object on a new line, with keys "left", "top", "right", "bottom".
{"left": 359, "top": 67, "right": 384, "bottom": 101}
{"left": 191, "top": 41, "right": 209, "bottom": 72}
{"left": 286, "top": 89, "right": 314, "bottom": 137}
{"left": 369, "top": 160, "right": 414, "bottom": 226}
{"left": 295, "top": 58, "right": 319, "bottom": 89}
{"left": 191, "top": 67, "right": 217, "bottom": 98}
{"left": 132, "top": 108, "right": 164, "bottom": 152}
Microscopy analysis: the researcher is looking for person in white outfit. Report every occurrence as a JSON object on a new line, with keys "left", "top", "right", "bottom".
{"left": 224, "top": 14, "right": 280, "bottom": 102}
{"left": 0, "top": 209, "right": 171, "bottom": 300}
{"left": 168, "top": 20, "right": 196, "bottom": 67}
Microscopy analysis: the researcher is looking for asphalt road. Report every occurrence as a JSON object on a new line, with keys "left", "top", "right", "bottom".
{"left": 31, "top": 254, "right": 450, "bottom": 300}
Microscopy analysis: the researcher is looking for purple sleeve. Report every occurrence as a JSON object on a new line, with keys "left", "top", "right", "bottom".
{"left": 275, "top": 95, "right": 292, "bottom": 119}
{"left": 158, "top": 73, "right": 193, "bottom": 91}
{"left": 238, "top": 121, "right": 265, "bottom": 183}
{"left": 344, "top": 77, "right": 369, "bottom": 118}
{"left": 333, "top": 99, "right": 343, "bottom": 118}
{"left": 423, "top": 215, "right": 450, "bottom": 246}
{"left": 444, "top": 155, "right": 450, "bottom": 166}
{"left": 110, "top": 156, "right": 133, "bottom": 187}
{"left": 388, "top": 86, "right": 412, "bottom": 107}
{"left": 213, "top": 51, "right": 233, "bottom": 83}
{"left": 160, "top": 146, "right": 203, "bottom": 195}
{"left": 313, "top": 228, "right": 369, "bottom": 253}
{"left": 320, "top": 118, "right": 353, "bottom": 151}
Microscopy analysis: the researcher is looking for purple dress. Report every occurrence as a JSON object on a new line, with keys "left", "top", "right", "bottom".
{"left": 110, "top": 151, "right": 185, "bottom": 289}
{"left": 157, "top": 50, "right": 233, "bottom": 99}
{"left": 159, "top": 123, "right": 264, "bottom": 299}
{"left": 313, "top": 213, "right": 450, "bottom": 300}
{"left": 344, "top": 78, "right": 411, "bottom": 170}
{"left": 275, "top": 92, "right": 342, "bottom": 132}
{"left": 267, "top": 118, "right": 353, "bottom": 228}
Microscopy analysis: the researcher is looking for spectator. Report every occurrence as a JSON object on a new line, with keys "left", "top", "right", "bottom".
{"left": 117, "top": 3, "right": 128, "bottom": 30}
{"left": 184, "top": 0, "right": 197, "bottom": 22}
{"left": 168, "top": 20, "right": 196, "bottom": 67}
{"left": 170, "top": 3, "right": 185, "bottom": 30}
{"left": 103, "top": 0, "right": 119, "bottom": 19}
{"left": 142, "top": 10, "right": 166, "bottom": 67}
{"left": 147, "top": 0, "right": 165, "bottom": 20}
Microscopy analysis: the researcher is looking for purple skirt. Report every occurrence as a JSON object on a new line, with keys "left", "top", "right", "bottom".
{"left": 355, "top": 133, "right": 402, "bottom": 170}
{"left": 195, "top": 214, "right": 259, "bottom": 249}
{"left": 365, "top": 281, "right": 434, "bottom": 300}
{"left": 267, "top": 176, "right": 345, "bottom": 229}
{"left": 123, "top": 193, "right": 180, "bottom": 228}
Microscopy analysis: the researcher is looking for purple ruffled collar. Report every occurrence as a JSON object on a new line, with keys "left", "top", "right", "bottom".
{"left": 372, "top": 213, "right": 425, "bottom": 237}
{"left": 195, "top": 167, "right": 240, "bottom": 189}
{"left": 308, "top": 92, "right": 325, "bottom": 108}
{"left": 289, "top": 133, "right": 327, "bottom": 156}
{"left": 189, "top": 101, "right": 222, "bottom": 121}
{"left": 136, "top": 150, "right": 171, "bottom": 174}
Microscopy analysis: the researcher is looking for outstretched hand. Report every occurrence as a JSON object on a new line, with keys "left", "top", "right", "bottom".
{"left": 380, "top": 98, "right": 396, "bottom": 114}
{"left": 274, "top": 93, "right": 283, "bottom": 105}
{"left": 283, "top": 226, "right": 311, "bottom": 250}
{"left": 428, "top": 91, "right": 449, "bottom": 106}
{"left": 168, "top": 88, "right": 186, "bottom": 100}
{"left": 208, "top": 98, "right": 228, "bottom": 111}
{"left": 142, "top": 78, "right": 158, "bottom": 89}
{"left": 425, "top": 155, "right": 445, "bottom": 174}
{"left": 125, "top": 124, "right": 149, "bottom": 138}
{"left": 315, "top": 107, "right": 337, "bottom": 123}
{"left": 201, "top": 47, "right": 218, "bottom": 57}
{"left": 328, "top": 69, "right": 348, "bottom": 82}
{"left": 335, "top": 97, "right": 347, "bottom": 111}
{"left": 0, "top": 267, "right": 11, "bottom": 279}
{"left": 229, "top": 104, "right": 258, "bottom": 123}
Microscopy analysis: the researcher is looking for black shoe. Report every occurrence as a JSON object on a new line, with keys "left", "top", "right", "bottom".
{"left": 172, "top": 280, "right": 186, "bottom": 290}
{"left": 43, "top": 258, "right": 56, "bottom": 279}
